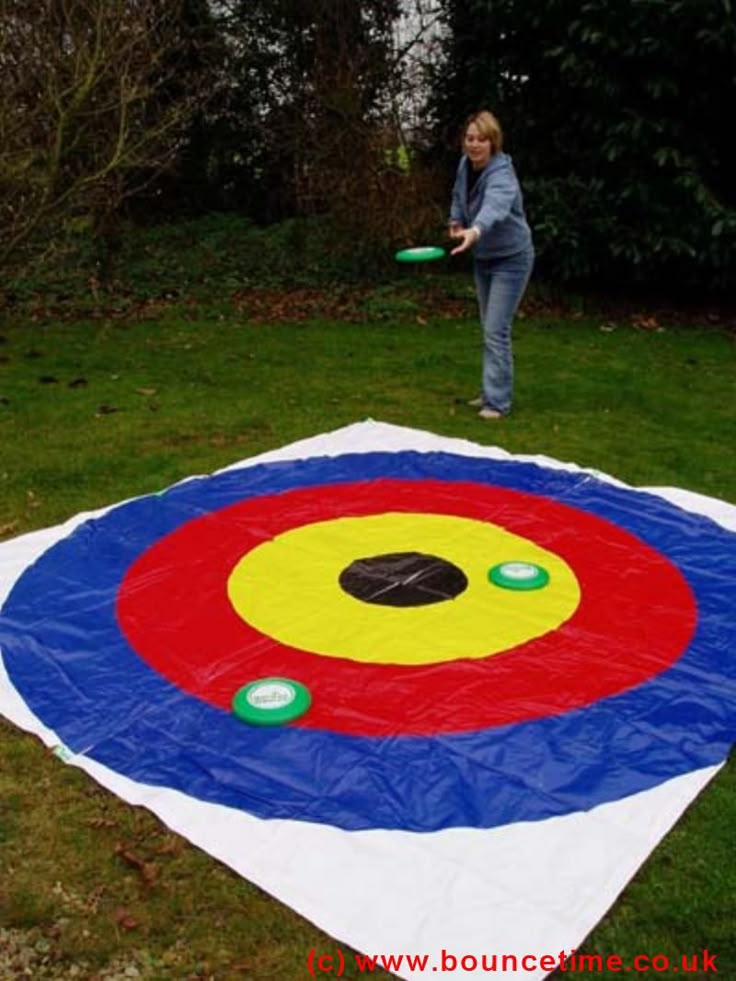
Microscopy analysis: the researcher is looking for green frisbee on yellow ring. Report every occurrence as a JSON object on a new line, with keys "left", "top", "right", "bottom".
{"left": 395, "top": 246, "right": 446, "bottom": 263}
{"left": 488, "top": 561, "right": 550, "bottom": 591}
{"left": 232, "top": 677, "right": 312, "bottom": 726}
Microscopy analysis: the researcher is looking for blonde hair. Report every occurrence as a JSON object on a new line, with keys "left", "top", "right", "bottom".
{"left": 463, "top": 111, "right": 503, "bottom": 155}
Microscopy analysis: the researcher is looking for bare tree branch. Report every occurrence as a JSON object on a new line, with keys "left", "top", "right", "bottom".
{"left": 0, "top": 0, "right": 210, "bottom": 267}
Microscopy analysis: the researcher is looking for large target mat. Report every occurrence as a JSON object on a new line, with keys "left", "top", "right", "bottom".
{"left": 1, "top": 421, "right": 735, "bottom": 979}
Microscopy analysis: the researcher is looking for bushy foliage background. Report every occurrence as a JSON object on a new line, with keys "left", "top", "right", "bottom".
{"left": 2, "top": 0, "right": 734, "bottom": 295}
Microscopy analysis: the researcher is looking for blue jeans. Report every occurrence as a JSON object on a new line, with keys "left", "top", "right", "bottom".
{"left": 473, "top": 246, "right": 534, "bottom": 414}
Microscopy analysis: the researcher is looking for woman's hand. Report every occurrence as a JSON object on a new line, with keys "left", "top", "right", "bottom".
{"left": 450, "top": 226, "right": 480, "bottom": 255}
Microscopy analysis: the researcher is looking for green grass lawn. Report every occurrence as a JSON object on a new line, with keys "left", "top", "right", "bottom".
{"left": 1, "top": 274, "right": 735, "bottom": 978}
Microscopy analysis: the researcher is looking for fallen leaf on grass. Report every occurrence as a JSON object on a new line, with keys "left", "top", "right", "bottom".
{"left": 86, "top": 884, "right": 106, "bottom": 914}
{"left": 632, "top": 315, "right": 659, "bottom": 330}
{"left": 114, "top": 843, "right": 159, "bottom": 887}
{"left": 114, "top": 907, "right": 140, "bottom": 931}
{"left": 95, "top": 404, "right": 120, "bottom": 416}
{"left": 135, "top": 387, "right": 157, "bottom": 396}
{"left": 86, "top": 817, "right": 117, "bottom": 829}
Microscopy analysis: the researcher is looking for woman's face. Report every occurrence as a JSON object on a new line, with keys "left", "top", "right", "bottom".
{"left": 464, "top": 123, "right": 492, "bottom": 169}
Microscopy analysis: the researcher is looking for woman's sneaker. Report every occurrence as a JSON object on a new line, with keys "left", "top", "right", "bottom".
{"left": 478, "top": 406, "right": 503, "bottom": 420}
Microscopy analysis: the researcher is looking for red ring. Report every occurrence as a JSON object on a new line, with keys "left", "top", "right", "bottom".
{"left": 117, "top": 479, "right": 697, "bottom": 736}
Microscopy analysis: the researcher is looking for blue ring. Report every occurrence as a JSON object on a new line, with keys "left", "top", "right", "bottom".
{"left": 1, "top": 451, "right": 735, "bottom": 831}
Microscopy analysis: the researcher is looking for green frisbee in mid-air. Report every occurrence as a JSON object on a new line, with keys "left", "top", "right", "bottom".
{"left": 232, "top": 677, "right": 312, "bottom": 726}
{"left": 395, "top": 246, "right": 446, "bottom": 263}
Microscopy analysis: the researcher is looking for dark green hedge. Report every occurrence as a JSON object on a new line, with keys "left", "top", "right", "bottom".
{"left": 431, "top": 0, "right": 736, "bottom": 293}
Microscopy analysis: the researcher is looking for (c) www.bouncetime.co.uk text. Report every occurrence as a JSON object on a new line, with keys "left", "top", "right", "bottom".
{"left": 306, "top": 946, "right": 719, "bottom": 975}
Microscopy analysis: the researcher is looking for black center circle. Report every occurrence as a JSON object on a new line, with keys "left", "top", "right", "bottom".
{"left": 338, "top": 551, "right": 468, "bottom": 607}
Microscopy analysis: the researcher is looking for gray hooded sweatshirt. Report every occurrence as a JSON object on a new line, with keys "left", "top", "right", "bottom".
{"left": 449, "top": 152, "right": 533, "bottom": 261}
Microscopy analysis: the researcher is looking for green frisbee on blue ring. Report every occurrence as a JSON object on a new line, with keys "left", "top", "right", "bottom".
{"left": 395, "top": 246, "right": 446, "bottom": 263}
{"left": 488, "top": 561, "right": 550, "bottom": 591}
{"left": 232, "top": 677, "right": 312, "bottom": 727}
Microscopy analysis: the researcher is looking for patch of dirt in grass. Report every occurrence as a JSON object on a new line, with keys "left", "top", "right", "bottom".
{"left": 231, "top": 286, "right": 370, "bottom": 322}
{"left": 5, "top": 279, "right": 734, "bottom": 331}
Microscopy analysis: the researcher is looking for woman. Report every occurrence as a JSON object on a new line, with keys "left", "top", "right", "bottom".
{"left": 449, "top": 110, "right": 534, "bottom": 419}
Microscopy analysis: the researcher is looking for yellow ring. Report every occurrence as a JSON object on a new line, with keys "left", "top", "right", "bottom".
{"left": 228, "top": 512, "right": 580, "bottom": 665}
